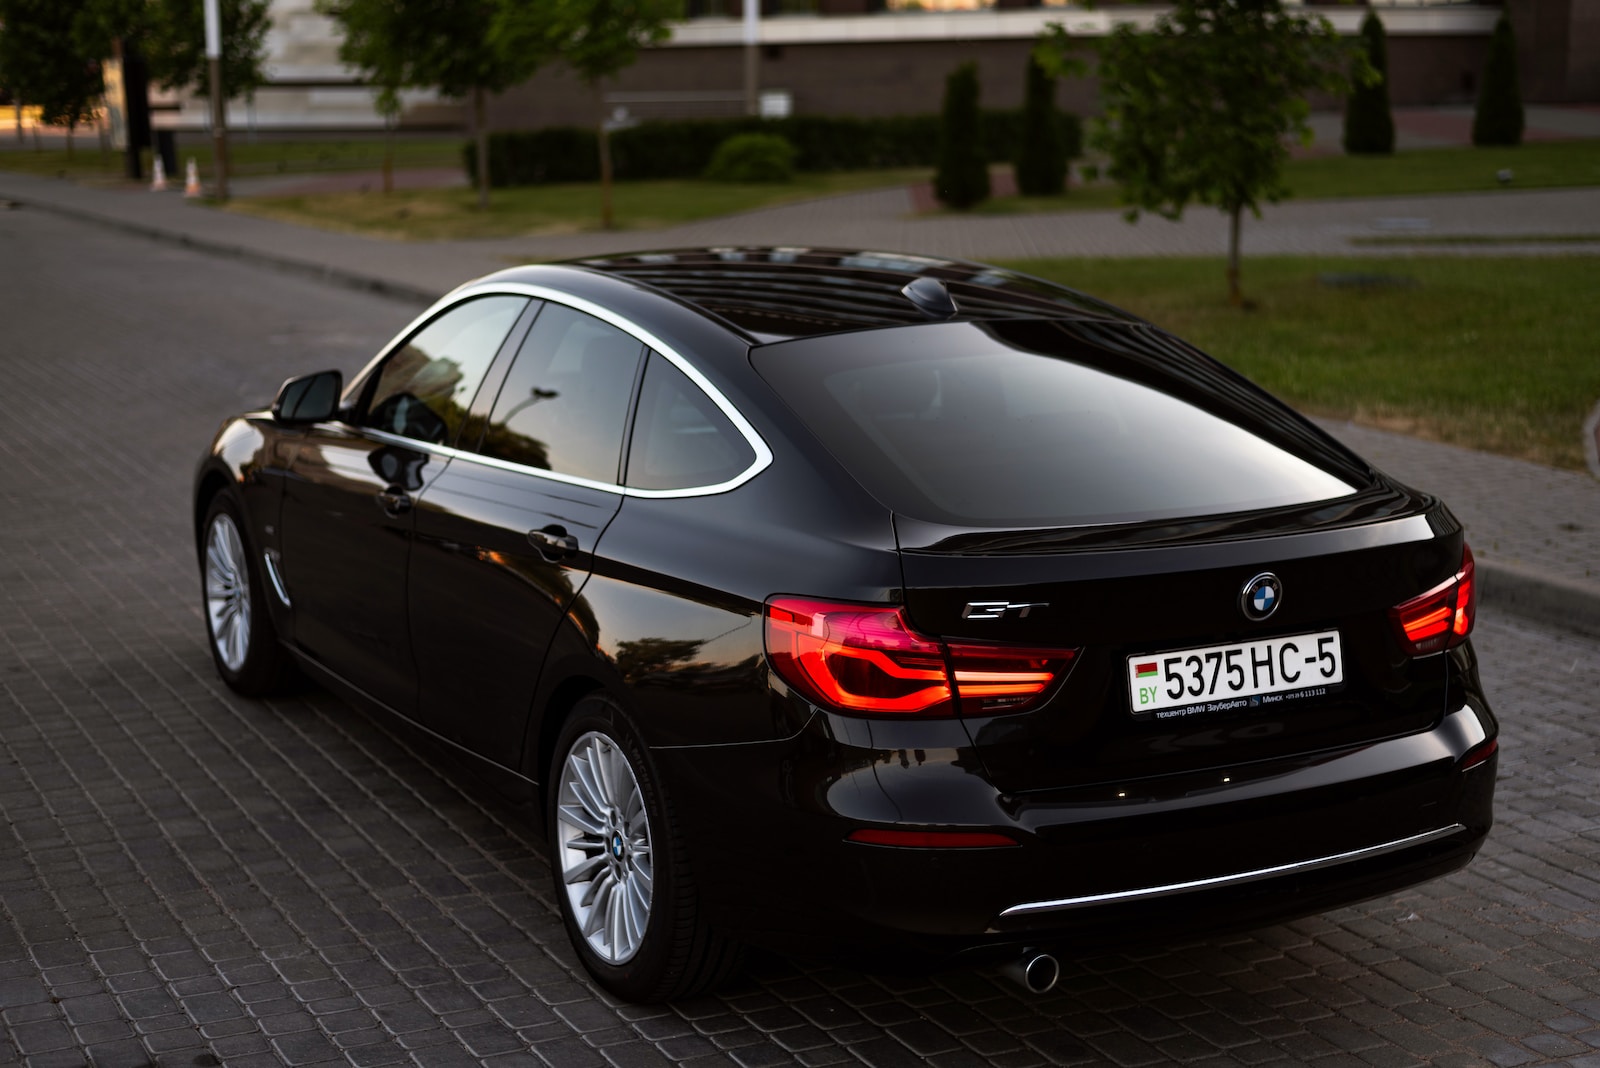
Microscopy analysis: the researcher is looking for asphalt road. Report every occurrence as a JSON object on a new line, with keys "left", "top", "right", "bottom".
{"left": 2, "top": 207, "right": 1598, "bottom": 1068}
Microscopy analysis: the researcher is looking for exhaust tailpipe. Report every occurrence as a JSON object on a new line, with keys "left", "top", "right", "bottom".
{"left": 1002, "top": 950, "right": 1060, "bottom": 994}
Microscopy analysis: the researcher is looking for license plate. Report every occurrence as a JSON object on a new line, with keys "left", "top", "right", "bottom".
{"left": 1127, "top": 630, "right": 1343, "bottom": 718}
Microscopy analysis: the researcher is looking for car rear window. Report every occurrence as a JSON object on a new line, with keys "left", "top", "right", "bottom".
{"left": 752, "top": 320, "right": 1357, "bottom": 528}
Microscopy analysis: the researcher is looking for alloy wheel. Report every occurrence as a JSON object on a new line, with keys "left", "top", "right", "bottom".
{"left": 556, "top": 730, "right": 654, "bottom": 965}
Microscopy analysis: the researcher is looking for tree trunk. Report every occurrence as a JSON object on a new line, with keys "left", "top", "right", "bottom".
{"left": 474, "top": 86, "right": 489, "bottom": 211}
{"left": 14, "top": 102, "right": 21, "bottom": 144}
{"left": 1226, "top": 204, "right": 1243, "bottom": 307}
{"left": 383, "top": 118, "right": 394, "bottom": 195}
{"left": 66, "top": 120, "right": 75, "bottom": 159}
{"left": 597, "top": 84, "right": 614, "bottom": 230}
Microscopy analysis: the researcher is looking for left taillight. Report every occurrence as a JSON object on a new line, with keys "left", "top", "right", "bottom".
{"left": 763, "top": 596, "right": 1076, "bottom": 718}
{"left": 1389, "top": 544, "right": 1477, "bottom": 656}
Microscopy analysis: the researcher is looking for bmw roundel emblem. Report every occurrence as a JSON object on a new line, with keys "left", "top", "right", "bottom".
{"left": 1240, "top": 573, "right": 1283, "bottom": 621}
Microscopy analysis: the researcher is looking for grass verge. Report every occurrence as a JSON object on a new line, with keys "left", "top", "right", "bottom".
{"left": 999, "top": 255, "right": 1600, "bottom": 471}
{"left": 944, "top": 140, "right": 1600, "bottom": 217}
{"left": 224, "top": 169, "right": 932, "bottom": 241}
{"left": 0, "top": 136, "right": 464, "bottom": 181}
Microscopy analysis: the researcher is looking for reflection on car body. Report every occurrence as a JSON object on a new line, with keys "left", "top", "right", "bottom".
{"left": 194, "top": 247, "right": 1496, "bottom": 1003}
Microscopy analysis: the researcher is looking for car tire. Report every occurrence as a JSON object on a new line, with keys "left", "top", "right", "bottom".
{"left": 200, "top": 493, "right": 294, "bottom": 696}
{"left": 549, "top": 694, "right": 741, "bottom": 1002}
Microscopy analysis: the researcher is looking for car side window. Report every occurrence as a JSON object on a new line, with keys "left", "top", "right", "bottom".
{"left": 363, "top": 295, "right": 529, "bottom": 446}
{"left": 625, "top": 351, "right": 755, "bottom": 491}
{"left": 479, "top": 303, "right": 644, "bottom": 484}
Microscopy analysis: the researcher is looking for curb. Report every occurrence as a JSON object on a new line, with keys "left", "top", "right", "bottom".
{"left": 1585, "top": 396, "right": 1600, "bottom": 483}
{"left": 12, "top": 182, "right": 1600, "bottom": 642}
{"left": 6, "top": 193, "right": 436, "bottom": 308}
{"left": 1478, "top": 557, "right": 1600, "bottom": 640}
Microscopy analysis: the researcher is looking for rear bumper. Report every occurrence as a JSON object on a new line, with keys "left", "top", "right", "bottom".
{"left": 655, "top": 701, "right": 1496, "bottom": 962}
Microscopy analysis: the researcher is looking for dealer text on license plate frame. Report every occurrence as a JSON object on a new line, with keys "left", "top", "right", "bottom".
{"left": 1127, "top": 630, "right": 1344, "bottom": 718}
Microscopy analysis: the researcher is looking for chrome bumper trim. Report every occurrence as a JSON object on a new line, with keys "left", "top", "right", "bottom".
{"left": 997, "top": 823, "right": 1468, "bottom": 918}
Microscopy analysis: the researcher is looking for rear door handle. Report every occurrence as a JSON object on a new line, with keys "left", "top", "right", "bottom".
{"left": 529, "top": 525, "right": 579, "bottom": 560}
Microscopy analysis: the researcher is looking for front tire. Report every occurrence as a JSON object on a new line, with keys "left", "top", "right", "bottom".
{"left": 550, "top": 694, "right": 740, "bottom": 1001}
{"left": 200, "top": 494, "right": 293, "bottom": 696}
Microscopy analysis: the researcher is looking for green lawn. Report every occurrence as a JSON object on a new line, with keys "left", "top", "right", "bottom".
{"left": 225, "top": 169, "right": 933, "bottom": 241}
{"left": 1000, "top": 255, "right": 1600, "bottom": 471}
{"left": 949, "top": 140, "right": 1600, "bottom": 217}
{"left": 0, "top": 136, "right": 463, "bottom": 180}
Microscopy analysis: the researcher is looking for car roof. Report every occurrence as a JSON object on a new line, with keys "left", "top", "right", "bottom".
{"left": 555, "top": 247, "right": 1144, "bottom": 341}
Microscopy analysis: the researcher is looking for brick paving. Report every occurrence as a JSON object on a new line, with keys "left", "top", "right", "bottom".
{"left": 3, "top": 166, "right": 1600, "bottom": 1068}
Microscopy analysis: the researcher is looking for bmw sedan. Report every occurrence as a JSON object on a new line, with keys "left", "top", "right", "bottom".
{"left": 194, "top": 247, "right": 1496, "bottom": 1003}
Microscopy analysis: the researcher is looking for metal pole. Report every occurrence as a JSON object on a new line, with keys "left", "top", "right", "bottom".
{"left": 204, "top": 0, "right": 228, "bottom": 200}
{"left": 743, "top": 0, "right": 759, "bottom": 116}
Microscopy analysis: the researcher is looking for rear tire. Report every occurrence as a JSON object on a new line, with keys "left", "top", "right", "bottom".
{"left": 549, "top": 694, "right": 740, "bottom": 1002}
{"left": 200, "top": 494, "right": 294, "bottom": 696}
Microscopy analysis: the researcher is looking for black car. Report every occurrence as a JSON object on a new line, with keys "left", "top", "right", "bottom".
{"left": 194, "top": 248, "right": 1496, "bottom": 1003}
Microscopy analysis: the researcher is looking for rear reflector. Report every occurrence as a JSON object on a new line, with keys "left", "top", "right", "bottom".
{"left": 846, "top": 828, "right": 1018, "bottom": 848}
{"left": 1389, "top": 545, "right": 1477, "bottom": 656}
{"left": 1461, "top": 737, "right": 1498, "bottom": 770}
{"left": 764, "top": 596, "right": 1076, "bottom": 717}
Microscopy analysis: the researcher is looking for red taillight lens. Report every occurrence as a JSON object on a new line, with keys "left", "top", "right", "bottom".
{"left": 846, "top": 828, "right": 1018, "bottom": 848}
{"left": 764, "top": 596, "right": 1075, "bottom": 718}
{"left": 1390, "top": 545, "right": 1477, "bottom": 656}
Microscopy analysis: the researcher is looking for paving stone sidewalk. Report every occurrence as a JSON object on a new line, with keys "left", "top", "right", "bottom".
{"left": 1, "top": 167, "right": 1596, "bottom": 633}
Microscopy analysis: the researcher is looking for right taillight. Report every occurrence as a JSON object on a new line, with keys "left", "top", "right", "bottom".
{"left": 1389, "top": 545, "right": 1477, "bottom": 656}
{"left": 764, "top": 596, "right": 1076, "bottom": 718}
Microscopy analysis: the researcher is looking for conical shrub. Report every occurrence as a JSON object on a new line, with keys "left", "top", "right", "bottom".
{"left": 936, "top": 62, "right": 990, "bottom": 210}
{"left": 1014, "top": 53, "right": 1067, "bottom": 195}
{"left": 1473, "top": 14, "right": 1524, "bottom": 147}
{"left": 1343, "top": 12, "right": 1394, "bottom": 155}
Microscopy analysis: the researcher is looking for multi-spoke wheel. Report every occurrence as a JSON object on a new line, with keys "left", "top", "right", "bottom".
{"left": 205, "top": 511, "right": 252, "bottom": 674}
{"left": 549, "top": 696, "right": 740, "bottom": 1002}
{"left": 199, "top": 494, "right": 292, "bottom": 696}
{"left": 556, "top": 730, "right": 654, "bottom": 965}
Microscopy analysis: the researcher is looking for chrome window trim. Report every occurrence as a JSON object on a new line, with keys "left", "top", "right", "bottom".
{"left": 346, "top": 281, "right": 772, "bottom": 499}
{"left": 996, "top": 823, "right": 1468, "bottom": 918}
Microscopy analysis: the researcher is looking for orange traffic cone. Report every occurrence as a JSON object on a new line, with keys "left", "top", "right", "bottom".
{"left": 150, "top": 156, "right": 168, "bottom": 192}
{"left": 184, "top": 158, "right": 202, "bottom": 198}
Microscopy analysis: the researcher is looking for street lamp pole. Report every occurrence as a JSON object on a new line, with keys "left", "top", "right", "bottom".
{"left": 743, "top": 0, "right": 759, "bottom": 116}
{"left": 203, "top": 0, "right": 228, "bottom": 200}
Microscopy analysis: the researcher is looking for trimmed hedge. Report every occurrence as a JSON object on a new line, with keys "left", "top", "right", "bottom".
{"left": 464, "top": 110, "right": 1082, "bottom": 188}
{"left": 936, "top": 62, "right": 990, "bottom": 210}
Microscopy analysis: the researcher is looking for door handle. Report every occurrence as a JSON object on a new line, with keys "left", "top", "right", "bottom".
{"left": 529, "top": 525, "right": 580, "bottom": 560}
{"left": 377, "top": 486, "right": 412, "bottom": 517}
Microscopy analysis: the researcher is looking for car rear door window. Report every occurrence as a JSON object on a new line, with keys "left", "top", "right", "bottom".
{"left": 479, "top": 303, "right": 645, "bottom": 484}
{"left": 625, "top": 352, "right": 756, "bottom": 491}
{"left": 363, "top": 295, "right": 529, "bottom": 446}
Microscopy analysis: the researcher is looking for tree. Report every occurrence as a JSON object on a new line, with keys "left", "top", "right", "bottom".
{"left": 495, "top": 0, "right": 674, "bottom": 229}
{"left": 142, "top": 0, "right": 270, "bottom": 101}
{"left": 1014, "top": 52, "right": 1066, "bottom": 197}
{"left": 935, "top": 62, "right": 988, "bottom": 210}
{"left": 1343, "top": 11, "right": 1393, "bottom": 156}
{"left": 1472, "top": 13, "right": 1523, "bottom": 147}
{"left": 0, "top": 0, "right": 103, "bottom": 155}
{"left": 319, "top": 0, "right": 543, "bottom": 209}
{"left": 1040, "top": 0, "right": 1368, "bottom": 306}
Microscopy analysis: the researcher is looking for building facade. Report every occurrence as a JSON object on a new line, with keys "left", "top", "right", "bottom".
{"left": 164, "top": 0, "right": 1598, "bottom": 134}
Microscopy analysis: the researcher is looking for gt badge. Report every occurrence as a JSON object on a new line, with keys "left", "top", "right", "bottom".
{"left": 962, "top": 601, "right": 1047, "bottom": 620}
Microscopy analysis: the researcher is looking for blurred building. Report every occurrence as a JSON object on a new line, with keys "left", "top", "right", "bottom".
{"left": 157, "top": 0, "right": 1597, "bottom": 133}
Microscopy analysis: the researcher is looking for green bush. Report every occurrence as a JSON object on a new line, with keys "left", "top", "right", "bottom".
{"left": 936, "top": 62, "right": 990, "bottom": 210}
{"left": 1473, "top": 14, "right": 1524, "bottom": 147}
{"left": 1343, "top": 12, "right": 1395, "bottom": 155}
{"left": 465, "top": 111, "right": 1082, "bottom": 189}
{"left": 704, "top": 133, "right": 797, "bottom": 182}
{"left": 1014, "top": 53, "right": 1067, "bottom": 196}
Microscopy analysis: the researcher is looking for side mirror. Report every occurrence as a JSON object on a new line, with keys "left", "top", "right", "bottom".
{"left": 272, "top": 370, "right": 343, "bottom": 424}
